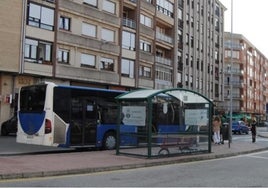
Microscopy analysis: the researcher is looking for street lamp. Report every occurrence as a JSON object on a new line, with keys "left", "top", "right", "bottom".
{"left": 228, "top": 0, "right": 234, "bottom": 148}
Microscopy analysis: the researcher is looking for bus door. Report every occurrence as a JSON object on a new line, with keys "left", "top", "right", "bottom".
{"left": 70, "top": 98, "right": 98, "bottom": 146}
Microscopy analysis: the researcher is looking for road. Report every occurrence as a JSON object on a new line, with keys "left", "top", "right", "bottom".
{"left": 0, "top": 133, "right": 268, "bottom": 187}
{"left": 1, "top": 134, "right": 268, "bottom": 187}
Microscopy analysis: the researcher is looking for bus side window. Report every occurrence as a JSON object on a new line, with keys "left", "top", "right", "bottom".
{"left": 101, "top": 106, "right": 117, "bottom": 124}
{"left": 85, "top": 103, "right": 98, "bottom": 122}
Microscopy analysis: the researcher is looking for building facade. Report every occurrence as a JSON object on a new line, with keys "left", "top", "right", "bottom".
{"left": 0, "top": 0, "right": 226, "bottom": 127}
{"left": 219, "top": 32, "right": 268, "bottom": 118}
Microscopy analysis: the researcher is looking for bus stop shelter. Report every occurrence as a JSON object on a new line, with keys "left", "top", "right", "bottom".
{"left": 115, "top": 88, "right": 213, "bottom": 158}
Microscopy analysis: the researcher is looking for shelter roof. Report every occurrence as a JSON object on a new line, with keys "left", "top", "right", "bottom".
{"left": 116, "top": 88, "right": 212, "bottom": 104}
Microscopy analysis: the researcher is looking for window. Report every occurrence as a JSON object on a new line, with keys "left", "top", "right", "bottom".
{"left": 215, "top": 51, "right": 219, "bottom": 60}
{"left": 58, "top": 49, "right": 69, "bottom": 64}
{"left": 25, "top": 39, "right": 37, "bottom": 60}
{"left": 59, "top": 16, "right": 70, "bottom": 31}
{"left": 84, "top": 0, "right": 97, "bottom": 7}
{"left": 82, "top": 23, "right": 97, "bottom": 37}
{"left": 121, "top": 59, "right": 134, "bottom": 78}
{"left": 140, "top": 40, "right": 151, "bottom": 53}
{"left": 225, "top": 50, "right": 239, "bottom": 59}
{"left": 24, "top": 38, "right": 52, "bottom": 63}
{"left": 38, "top": 42, "right": 52, "bottom": 62}
{"left": 103, "top": 0, "right": 115, "bottom": 14}
{"left": 156, "top": 66, "right": 172, "bottom": 81}
{"left": 81, "top": 53, "right": 95, "bottom": 68}
{"left": 43, "top": 0, "right": 55, "bottom": 3}
{"left": 140, "top": 14, "right": 152, "bottom": 27}
{"left": 186, "top": 34, "right": 189, "bottom": 45}
{"left": 215, "top": 17, "right": 219, "bottom": 31}
{"left": 100, "top": 57, "right": 114, "bottom": 71}
{"left": 156, "top": 0, "right": 174, "bottom": 18}
{"left": 101, "top": 28, "right": 115, "bottom": 42}
{"left": 27, "top": 3, "right": 54, "bottom": 31}
{"left": 139, "top": 66, "right": 151, "bottom": 78}
{"left": 178, "top": 9, "right": 182, "bottom": 20}
{"left": 122, "top": 31, "right": 135, "bottom": 50}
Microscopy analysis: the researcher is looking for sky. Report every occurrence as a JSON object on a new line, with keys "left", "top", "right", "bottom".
{"left": 219, "top": 0, "right": 268, "bottom": 58}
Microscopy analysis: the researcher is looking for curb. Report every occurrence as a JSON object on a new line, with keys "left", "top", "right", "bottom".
{"left": 258, "top": 133, "right": 268, "bottom": 138}
{"left": 1, "top": 147, "right": 268, "bottom": 180}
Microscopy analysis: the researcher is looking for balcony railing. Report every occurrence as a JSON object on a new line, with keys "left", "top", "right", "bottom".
{"left": 128, "top": 0, "right": 137, "bottom": 3}
{"left": 123, "top": 18, "right": 136, "bottom": 29}
{"left": 224, "top": 68, "right": 243, "bottom": 75}
{"left": 224, "top": 81, "right": 243, "bottom": 87}
{"left": 156, "top": 32, "right": 173, "bottom": 44}
{"left": 155, "top": 56, "right": 172, "bottom": 66}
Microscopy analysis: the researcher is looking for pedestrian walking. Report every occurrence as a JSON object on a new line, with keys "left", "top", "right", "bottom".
{"left": 251, "top": 118, "right": 257, "bottom": 143}
{"left": 213, "top": 116, "right": 221, "bottom": 144}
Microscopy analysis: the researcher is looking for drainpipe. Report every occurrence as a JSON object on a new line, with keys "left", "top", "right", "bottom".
{"left": 52, "top": 0, "right": 59, "bottom": 78}
{"left": 19, "top": 0, "right": 27, "bottom": 74}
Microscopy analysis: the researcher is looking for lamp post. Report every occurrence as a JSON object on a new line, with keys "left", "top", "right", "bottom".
{"left": 228, "top": 0, "right": 234, "bottom": 148}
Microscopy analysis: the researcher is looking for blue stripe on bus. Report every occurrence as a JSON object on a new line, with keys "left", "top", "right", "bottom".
{"left": 19, "top": 112, "right": 46, "bottom": 135}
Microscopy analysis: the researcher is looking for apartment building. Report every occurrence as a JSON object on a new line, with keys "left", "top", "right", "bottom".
{"left": 0, "top": 0, "right": 24, "bottom": 124}
{"left": 0, "top": 0, "right": 226, "bottom": 127}
{"left": 219, "top": 32, "right": 268, "bottom": 117}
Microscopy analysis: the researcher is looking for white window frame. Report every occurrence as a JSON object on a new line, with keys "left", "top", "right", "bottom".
{"left": 84, "top": 0, "right": 97, "bottom": 7}
{"left": 139, "top": 65, "right": 151, "bottom": 78}
{"left": 82, "top": 22, "right": 97, "bottom": 37}
{"left": 100, "top": 57, "right": 114, "bottom": 71}
{"left": 121, "top": 59, "right": 134, "bottom": 78}
{"left": 140, "top": 40, "right": 152, "bottom": 53}
{"left": 81, "top": 53, "right": 96, "bottom": 68}
{"left": 28, "top": 3, "right": 54, "bottom": 31}
{"left": 140, "top": 14, "right": 152, "bottom": 28}
{"left": 25, "top": 38, "right": 52, "bottom": 63}
{"left": 101, "top": 28, "right": 115, "bottom": 42}
{"left": 122, "top": 31, "right": 135, "bottom": 50}
{"left": 103, "top": 0, "right": 115, "bottom": 14}
{"left": 58, "top": 49, "right": 69, "bottom": 64}
{"left": 59, "top": 16, "right": 70, "bottom": 31}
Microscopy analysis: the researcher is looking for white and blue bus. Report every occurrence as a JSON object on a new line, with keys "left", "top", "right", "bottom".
{"left": 16, "top": 82, "right": 137, "bottom": 149}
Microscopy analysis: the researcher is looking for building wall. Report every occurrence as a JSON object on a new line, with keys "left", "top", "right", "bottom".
{"left": 0, "top": 0, "right": 22, "bottom": 73}
{"left": 221, "top": 32, "right": 268, "bottom": 117}
{"left": 0, "top": 0, "right": 228, "bottom": 128}
{"left": 0, "top": 0, "right": 23, "bottom": 125}
{"left": 178, "top": 0, "right": 225, "bottom": 103}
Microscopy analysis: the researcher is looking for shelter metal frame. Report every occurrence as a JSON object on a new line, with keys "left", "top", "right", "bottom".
{"left": 116, "top": 88, "right": 213, "bottom": 158}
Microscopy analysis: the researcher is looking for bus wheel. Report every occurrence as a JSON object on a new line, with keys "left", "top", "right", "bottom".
{"left": 103, "top": 132, "right": 116, "bottom": 150}
{"left": 158, "top": 148, "right": 170, "bottom": 156}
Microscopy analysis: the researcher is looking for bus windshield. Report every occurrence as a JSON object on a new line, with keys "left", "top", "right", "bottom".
{"left": 20, "top": 84, "right": 47, "bottom": 112}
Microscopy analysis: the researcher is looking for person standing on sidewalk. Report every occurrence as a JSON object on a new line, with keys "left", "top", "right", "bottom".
{"left": 213, "top": 116, "right": 221, "bottom": 144}
{"left": 251, "top": 118, "right": 257, "bottom": 143}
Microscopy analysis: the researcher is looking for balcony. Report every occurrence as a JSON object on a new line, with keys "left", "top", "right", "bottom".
{"left": 156, "top": 32, "right": 172, "bottom": 44}
{"left": 128, "top": 0, "right": 137, "bottom": 3}
{"left": 224, "top": 68, "right": 243, "bottom": 75}
{"left": 225, "top": 93, "right": 243, "bottom": 100}
{"left": 122, "top": 18, "right": 136, "bottom": 29}
{"left": 155, "top": 56, "right": 172, "bottom": 66}
{"left": 224, "top": 81, "right": 243, "bottom": 87}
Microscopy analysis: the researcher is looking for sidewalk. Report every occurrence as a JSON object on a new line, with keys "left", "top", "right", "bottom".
{"left": 1, "top": 133, "right": 268, "bottom": 180}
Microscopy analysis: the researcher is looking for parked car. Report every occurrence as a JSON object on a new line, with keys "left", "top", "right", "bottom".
{"left": 1, "top": 116, "right": 17, "bottom": 136}
{"left": 232, "top": 121, "right": 249, "bottom": 134}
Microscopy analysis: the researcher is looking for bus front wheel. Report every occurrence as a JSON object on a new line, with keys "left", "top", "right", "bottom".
{"left": 103, "top": 132, "right": 116, "bottom": 150}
